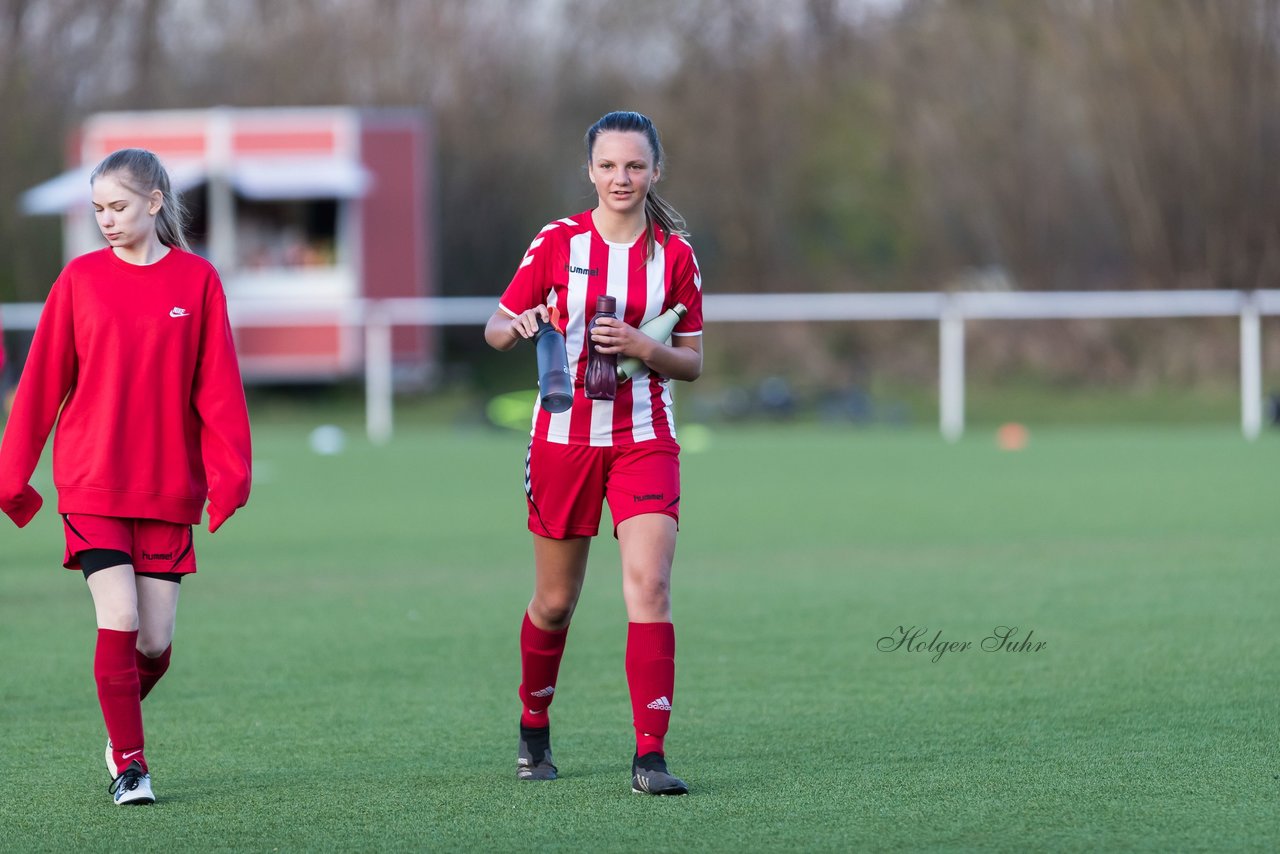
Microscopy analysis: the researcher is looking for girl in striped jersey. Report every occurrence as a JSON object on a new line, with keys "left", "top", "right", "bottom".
{"left": 485, "top": 111, "right": 703, "bottom": 795}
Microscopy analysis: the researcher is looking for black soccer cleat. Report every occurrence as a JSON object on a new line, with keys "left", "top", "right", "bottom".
{"left": 517, "top": 723, "right": 558, "bottom": 781}
{"left": 631, "top": 752, "right": 688, "bottom": 795}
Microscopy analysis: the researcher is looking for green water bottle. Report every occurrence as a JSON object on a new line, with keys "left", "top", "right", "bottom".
{"left": 617, "top": 303, "right": 688, "bottom": 382}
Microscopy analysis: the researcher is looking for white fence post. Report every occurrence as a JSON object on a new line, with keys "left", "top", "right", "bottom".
{"left": 365, "top": 302, "right": 394, "bottom": 446}
{"left": 1240, "top": 291, "right": 1263, "bottom": 441}
{"left": 940, "top": 295, "right": 965, "bottom": 442}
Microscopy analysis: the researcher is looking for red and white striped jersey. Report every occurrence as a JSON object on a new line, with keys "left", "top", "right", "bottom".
{"left": 499, "top": 210, "right": 704, "bottom": 446}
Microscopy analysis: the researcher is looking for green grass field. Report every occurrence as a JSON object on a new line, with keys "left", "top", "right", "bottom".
{"left": 2, "top": 419, "right": 1278, "bottom": 851}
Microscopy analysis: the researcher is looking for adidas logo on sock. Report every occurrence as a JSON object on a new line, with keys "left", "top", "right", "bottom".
{"left": 646, "top": 696, "right": 672, "bottom": 711}
{"left": 531, "top": 686, "right": 555, "bottom": 698}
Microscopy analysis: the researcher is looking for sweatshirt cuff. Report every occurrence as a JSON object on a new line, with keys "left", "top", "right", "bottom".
{"left": 207, "top": 503, "right": 233, "bottom": 534}
{"left": 2, "top": 485, "right": 44, "bottom": 528}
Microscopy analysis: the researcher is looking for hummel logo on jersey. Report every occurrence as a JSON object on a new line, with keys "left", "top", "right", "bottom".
{"left": 564, "top": 264, "right": 599, "bottom": 277}
{"left": 646, "top": 696, "right": 672, "bottom": 711}
{"left": 169, "top": 307, "right": 190, "bottom": 318}
{"left": 142, "top": 551, "right": 173, "bottom": 561}
{"left": 531, "top": 686, "right": 555, "bottom": 698}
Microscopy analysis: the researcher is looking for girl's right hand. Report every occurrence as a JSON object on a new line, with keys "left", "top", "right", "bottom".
{"left": 510, "top": 305, "right": 551, "bottom": 341}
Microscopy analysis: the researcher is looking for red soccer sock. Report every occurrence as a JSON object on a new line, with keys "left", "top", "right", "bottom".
{"left": 626, "top": 621, "right": 676, "bottom": 758}
{"left": 95, "top": 628, "right": 146, "bottom": 774}
{"left": 519, "top": 612, "right": 569, "bottom": 728}
{"left": 136, "top": 644, "right": 172, "bottom": 701}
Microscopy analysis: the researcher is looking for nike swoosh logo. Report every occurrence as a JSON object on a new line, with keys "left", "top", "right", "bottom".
{"left": 122, "top": 750, "right": 142, "bottom": 759}
{"left": 170, "top": 307, "right": 189, "bottom": 318}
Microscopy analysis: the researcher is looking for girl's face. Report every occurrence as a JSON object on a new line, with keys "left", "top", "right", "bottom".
{"left": 92, "top": 172, "right": 162, "bottom": 253}
{"left": 588, "top": 131, "right": 659, "bottom": 218}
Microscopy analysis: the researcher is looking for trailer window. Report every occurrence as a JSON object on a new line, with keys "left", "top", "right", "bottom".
{"left": 237, "top": 198, "right": 338, "bottom": 269}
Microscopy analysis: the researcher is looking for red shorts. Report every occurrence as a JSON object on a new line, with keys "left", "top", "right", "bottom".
{"left": 62, "top": 514, "right": 197, "bottom": 576}
{"left": 525, "top": 437, "right": 681, "bottom": 539}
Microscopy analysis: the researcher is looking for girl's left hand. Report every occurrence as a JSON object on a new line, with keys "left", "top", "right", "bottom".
{"left": 589, "top": 316, "right": 651, "bottom": 359}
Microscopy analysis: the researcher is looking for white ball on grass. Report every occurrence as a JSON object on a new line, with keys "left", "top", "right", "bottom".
{"left": 308, "top": 425, "right": 346, "bottom": 456}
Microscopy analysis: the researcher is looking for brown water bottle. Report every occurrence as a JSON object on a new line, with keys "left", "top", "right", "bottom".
{"left": 584, "top": 295, "right": 618, "bottom": 401}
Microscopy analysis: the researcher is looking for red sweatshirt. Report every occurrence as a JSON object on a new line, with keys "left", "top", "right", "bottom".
{"left": 0, "top": 247, "right": 251, "bottom": 530}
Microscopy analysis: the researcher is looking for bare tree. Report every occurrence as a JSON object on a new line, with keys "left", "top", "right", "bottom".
{"left": 2, "top": 0, "right": 1277, "bottom": 389}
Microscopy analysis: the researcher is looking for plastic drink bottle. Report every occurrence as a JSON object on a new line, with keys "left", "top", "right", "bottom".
{"left": 584, "top": 295, "right": 618, "bottom": 401}
{"left": 533, "top": 315, "right": 573, "bottom": 413}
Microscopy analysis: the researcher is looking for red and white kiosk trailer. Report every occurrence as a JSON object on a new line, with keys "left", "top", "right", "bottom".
{"left": 22, "top": 106, "right": 435, "bottom": 384}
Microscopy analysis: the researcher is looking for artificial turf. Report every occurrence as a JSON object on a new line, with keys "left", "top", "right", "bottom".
{"left": 1, "top": 420, "right": 1277, "bottom": 851}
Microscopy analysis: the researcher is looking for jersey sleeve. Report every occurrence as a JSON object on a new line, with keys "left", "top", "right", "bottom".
{"left": 498, "top": 224, "right": 561, "bottom": 318}
{"left": 192, "top": 272, "right": 252, "bottom": 532}
{"left": 671, "top": 241, "right": 703, "bottom": 336}
{"left": 0, "top": 275, "right": 77, "bottom": 526}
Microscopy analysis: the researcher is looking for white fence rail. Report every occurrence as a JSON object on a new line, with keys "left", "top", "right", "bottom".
{"left": 4, "top": 290, "right": 1277, "bottom": 443}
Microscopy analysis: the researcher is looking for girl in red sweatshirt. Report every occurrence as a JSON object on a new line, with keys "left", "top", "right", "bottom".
{"left": 0, "top": 148, "right": 252, "bottom": 805}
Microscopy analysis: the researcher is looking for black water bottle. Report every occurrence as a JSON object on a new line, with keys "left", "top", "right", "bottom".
{"left": 584, "top": 295, "right": 618, "bottom": 401}
{"left": 533, "top": 316, "right": 573, "bottom": 413}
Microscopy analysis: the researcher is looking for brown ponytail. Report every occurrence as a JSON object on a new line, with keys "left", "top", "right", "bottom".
{"left": 585, "top": 111, "right": 687, "bottom": 260}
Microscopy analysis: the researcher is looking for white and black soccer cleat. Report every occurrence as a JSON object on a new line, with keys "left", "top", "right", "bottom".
{"left": 109, "top": 760, "right": 155, "bottom": 806}
{"left": 631, "top": 752, "right": 688, "bottom": 796}
{"left": 517, "top": 723, "right": 558, "bottom": 781}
